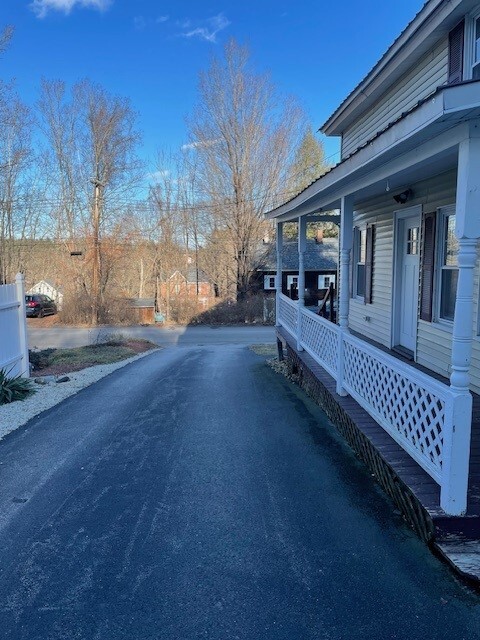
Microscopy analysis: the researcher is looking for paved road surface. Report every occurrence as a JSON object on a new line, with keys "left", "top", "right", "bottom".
{"left": 27, "top": 324, "right": 276, "bottom": 349}
{"left": 0, "top": 347, "right": 479, "bottom": 639}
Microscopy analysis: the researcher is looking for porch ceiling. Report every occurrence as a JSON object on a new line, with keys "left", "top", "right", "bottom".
{"left": 268, "top": 82, "right": 480, "bottom": 222}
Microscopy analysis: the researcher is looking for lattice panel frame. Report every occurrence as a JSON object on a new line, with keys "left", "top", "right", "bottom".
{"left": 342, "top": 337, "right": 446, "bottom": 481}
{"left": 300, "top": 309, "right": 339, "bottom": 378}
{"left": 278, "top": 295, "right": 298, "bottom": 336}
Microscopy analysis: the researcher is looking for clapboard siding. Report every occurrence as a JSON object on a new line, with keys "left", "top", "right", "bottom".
{"left": 350, "top": 170, "right": 457, "bottom": 351}
{"left": 349, "top": 202, "right": 394, "bottom": 346}
{"left": 417, "top": 242, "right": 480, "bottom": 395}
{"left": 341, "top": 38, "right": 449, "bottom": 159}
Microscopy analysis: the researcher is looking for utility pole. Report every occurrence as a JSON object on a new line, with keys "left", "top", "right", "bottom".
{"left": 91, "top": 178, "right": 104, "bottom": 326}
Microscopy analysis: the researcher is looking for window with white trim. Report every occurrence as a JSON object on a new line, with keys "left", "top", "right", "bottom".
{"left": 287, "top": 275, "right": 298, "bottom": 291}
{"left": 437, "top": 206, "right": 458, "bottom": 323}
{"left": 318, "top": 274, "right": 336, "bottom": 289}
{"left": 264, "top": 275, "right": 276, "bottom": 290}
{"left": 473, "top": 16, "right": 480, "bottom": 78}
{"left": 353, "top": 227, "right": 367, "bottom": 299}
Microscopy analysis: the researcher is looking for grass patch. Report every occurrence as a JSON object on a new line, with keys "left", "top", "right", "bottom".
{"left": 30, "top": 339, "right": 156, "bottom": 376}
{"left": 249, "top": 344, "right": 278, "bottom": 357}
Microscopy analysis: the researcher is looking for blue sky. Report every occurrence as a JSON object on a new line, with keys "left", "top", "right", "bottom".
{"left": 3, "top": 0, "right": 425, "bottom": 168}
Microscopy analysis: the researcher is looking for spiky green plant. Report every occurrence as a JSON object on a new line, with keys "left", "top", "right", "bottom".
{"left": 0, "top": 369, "right": 35, "bottom": 405}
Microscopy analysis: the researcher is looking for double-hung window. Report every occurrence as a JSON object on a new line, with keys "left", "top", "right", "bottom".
{"left": 438, "top": 207, "right": 458, "bottom": 322}
{"left": 264, "top": 275, "right": 276, "bottom": 290}
{"left": 354, "top": 227, "right": 367, "bottom": 299}
{"left": 318, "top": 274, "right": 336, "bottom": 290}
{"left": 448, "top": 15, "right": 480, "bottom": 83}
{"left": 473, "top": 16, "right": 480, "bottom": 79}
{"left": 287, "top": 275, "right": 298, "bottom": 290}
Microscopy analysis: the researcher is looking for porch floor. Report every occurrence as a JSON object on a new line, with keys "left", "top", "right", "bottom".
{"left": 277, "top": 327, "right": 480, "bottom": 543}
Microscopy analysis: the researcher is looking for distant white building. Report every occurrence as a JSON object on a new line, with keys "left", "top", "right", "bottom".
{"left": 27, "top": 280, "right": 63, "bottom": 308}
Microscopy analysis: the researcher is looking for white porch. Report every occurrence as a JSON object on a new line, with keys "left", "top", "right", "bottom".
{"left": 269, "top": 82, "right": 480, "bottom": 517}
{"left": 276, "top": 295, "right": 477, "bottom": 517}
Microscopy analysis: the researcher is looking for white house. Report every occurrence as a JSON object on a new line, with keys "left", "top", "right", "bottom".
{"left": 27, "top": 280, "right": 63, "bottom": 308}
{"left": 267, "top": 0, "right": 480, "bottom": 518}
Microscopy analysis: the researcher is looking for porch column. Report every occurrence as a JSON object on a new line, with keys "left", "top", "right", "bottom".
{"left": 442, "top": 128, "right": 480, "bottom": 515}
{"left": 336, "top": 195, "right": 354, "bottom": 396}
{"left": 275, "top": 221, "right": 283, "bottom": 328}
{"left": 297, "top": 215, "right": 307, "bottom": 351}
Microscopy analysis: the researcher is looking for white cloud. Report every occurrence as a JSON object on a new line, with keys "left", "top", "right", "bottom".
{"left": 30, "top": 0, "right": 112, "bottom": 18}
{"left": 146, "top": 170, "right": 170, "bottom": 184}
{"left": 180, "top": 13, "right": 230, "bottom": 43}
{"left": 181, "top": 139, "right": 220, "bottom": 151}
{"left": 156, "top": 15, "right": 169, "bottom": 23}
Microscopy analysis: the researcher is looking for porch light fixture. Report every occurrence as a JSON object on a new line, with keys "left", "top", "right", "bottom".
{"left": 393, "top": 189, "right": 412, "bottom": 204}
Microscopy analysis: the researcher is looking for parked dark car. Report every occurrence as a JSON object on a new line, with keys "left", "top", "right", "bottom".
{"left": 25, "top": 294, "right": 57, "bottom": 318}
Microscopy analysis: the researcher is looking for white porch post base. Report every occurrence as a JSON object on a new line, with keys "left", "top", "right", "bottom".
{"left": 441, "top": 391, "right": 472, "bottom": 515}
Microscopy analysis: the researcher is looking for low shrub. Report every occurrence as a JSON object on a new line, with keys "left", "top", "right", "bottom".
{"left": 59, "top": 293, "right": 136, "bottom": 325}
{"left": 0, "top": 369, "right": 35, "bottom": 405}
{"left": 29, "top": 348, "right": 56, "bottom": 371}
{"left": 190, "top": 294, "right": 275, "bottom": 325}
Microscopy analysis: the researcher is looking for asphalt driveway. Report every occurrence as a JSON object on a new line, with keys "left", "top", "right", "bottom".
{"left": 0, "top": 346, "right": 479, "bottom": 639}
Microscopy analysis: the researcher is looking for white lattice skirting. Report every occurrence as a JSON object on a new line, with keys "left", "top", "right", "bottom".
{"left": 277, "top": 295, "right": 472, "bottom": 515}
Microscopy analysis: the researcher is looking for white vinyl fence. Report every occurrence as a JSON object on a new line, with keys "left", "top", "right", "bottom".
{"left": 0, "top": 274, "right": 29, "bottom": 378}
{"left": 277, "top": 293, "right": 472, "bottom": 515}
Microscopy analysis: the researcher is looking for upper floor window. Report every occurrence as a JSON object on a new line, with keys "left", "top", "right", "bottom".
{"left": 455, "top": 12, "right": 480, "bottom": 82}
{"left": 472, "top": 16, "right": 480, "bottom": 79}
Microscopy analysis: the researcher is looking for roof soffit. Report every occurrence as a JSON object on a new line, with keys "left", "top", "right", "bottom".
{"left": 267, "top": 83, "right": 480, "bottom": 221}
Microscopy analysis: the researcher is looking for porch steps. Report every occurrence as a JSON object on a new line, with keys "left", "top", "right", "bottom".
{"left": 277, "top": 327, "right": 480, "bottom": 584}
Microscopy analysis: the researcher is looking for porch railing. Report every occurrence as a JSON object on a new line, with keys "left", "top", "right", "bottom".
{"left": 278, "top": 293, "right": 298, "bottom": 336}
{"left": 299, "top": 303, "right": 340, "bottom": 379}
{"left": 277, "top": 294, "right": 471, "bottom": 514}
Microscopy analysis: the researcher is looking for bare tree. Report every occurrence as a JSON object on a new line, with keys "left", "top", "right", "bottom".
{"left": 187, "top": 39, "right": 304, "bottom": 300}
{"left": 38, "top": 79, "right": 143, "bottom": 324}
{"left": 0, "top": 85, "right": 35, "bottom": 283}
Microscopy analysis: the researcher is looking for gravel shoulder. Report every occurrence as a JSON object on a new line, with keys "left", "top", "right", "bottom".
{"left": 0, "top": 349, "right": 160, "bottom": 441}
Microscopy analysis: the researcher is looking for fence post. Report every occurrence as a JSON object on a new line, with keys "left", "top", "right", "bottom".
{"left": 440, "top": 391, "right": 472, "bottom": 515}
{"left": 15, "top": 273, "right": 30, "bottom": 377}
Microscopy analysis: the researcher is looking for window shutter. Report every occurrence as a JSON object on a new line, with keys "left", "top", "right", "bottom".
{"left": 420, "top": 211, "right": 436, "bottom": 322}
{"left": 365, "top": 224, "right": 374, "bottom": 304}
{"left": 448, "top": 21, "right": 464, "bottom": 84}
